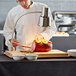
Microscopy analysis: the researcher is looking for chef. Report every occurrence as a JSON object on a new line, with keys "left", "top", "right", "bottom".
{"left": 3, "top": 0, "right": 57, "bottom": 51}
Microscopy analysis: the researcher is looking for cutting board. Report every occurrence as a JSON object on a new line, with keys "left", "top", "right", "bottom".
{"left": 4, "top": 49, "right": 68, "bottom": 58}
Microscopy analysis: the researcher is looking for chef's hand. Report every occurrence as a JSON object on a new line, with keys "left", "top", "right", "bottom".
{"left": 35, "top": 34, "right": 44, "bottom": 40}
{"left": 9, "top": 39, "right": 20, "bottom": 47}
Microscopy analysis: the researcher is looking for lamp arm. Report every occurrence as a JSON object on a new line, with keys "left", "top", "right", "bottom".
{"left": 10, "top": 11, "right": 41, "bottom": 51}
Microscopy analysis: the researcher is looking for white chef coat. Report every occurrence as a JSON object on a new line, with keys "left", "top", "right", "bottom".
{"left": 3, "top": 2, "right": 57, "bottom": 50}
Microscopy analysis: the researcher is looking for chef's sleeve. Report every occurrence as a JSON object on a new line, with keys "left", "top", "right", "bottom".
{"left": 40, "top": 8, "right": 57, "bottom": 40}
{"left": 3, "top": 12, "right": 15, "bottom": 49}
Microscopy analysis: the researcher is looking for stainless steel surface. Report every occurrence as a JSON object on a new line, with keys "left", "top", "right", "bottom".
{"left": 54, "top": 12, "right": 76, "bottom": 33}
{"left": 58, "top": 26, "right": 73, "bottom": 32}
{"left": 58, "top": 24, "right": 76, "bottom": 34}
{"left": 38, "top": 7, "right": 51, "bottom": 27}
{"left": 63, "top": 17, "right": 72, "bottom": 24}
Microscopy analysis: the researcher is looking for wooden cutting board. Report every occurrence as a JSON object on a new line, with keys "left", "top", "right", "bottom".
{"left": 4, "top": 49, "right": 68, "bottom": 58}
